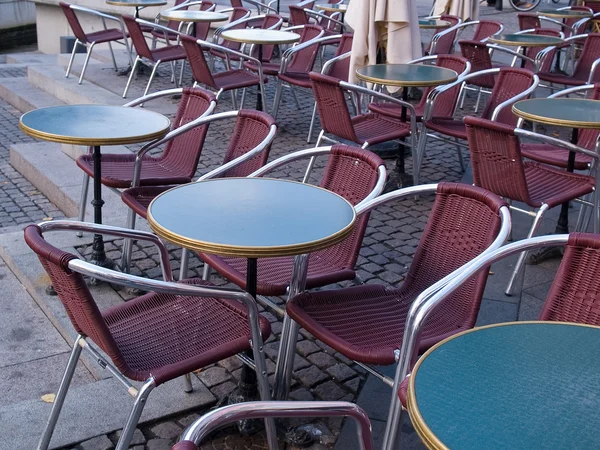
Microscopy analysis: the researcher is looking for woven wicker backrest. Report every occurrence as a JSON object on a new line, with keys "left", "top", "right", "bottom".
{"left": 259, "top": 14, "right": 284, "bottom": 62}
{"left": 518, "top": 13, "right": 540, "bottom": 31}
{"left": 472, "top": 20, "right": 502, "bottom": 42}
{"left": 220, "top": 7, "right": 251, "bottom": 51}
{"left": 573, "top": 33, "right": 600, "bottom": 82}
{"left": 398, "top": 182, "right": 507, "bottom": 331}
{"left": 482, "top": 67, "right": 534, "bottom": 125}
{"left": 539, "top": 233, "right": 600, "bottom": 324}
{"left": 327, "top": 33, "right": 353, "bottom": 81}
{"left": 465, "top": 116, "right": 533, "bottom": 204}
{"left": 287, "top": 24, "right": 323, "bottom": 73}
{"left": 428, "top": 15, "right": 460, "bottom": 55}
{"left": 164, "top": 0, "right": 191, "bottom": 32}
{"left": 289, "top": 5, "right": 310, "bottom": 26}
{"left": 459, "top": 40, "right": 494, "bottom": 88}
{"left": 524, "top": 28, "right": 561, "bottom": 72}
{"left": 230, "top": 0, "right": 243, "bottom": 6}
{"left": 425, "top": 55, "right": 469, "bottom": 118}
{"left": 194, "top": 1, "right": 216, "bottom": 41}
{"left": 309, "top": 72, "right": 358, "bottom": 142}
{"left": 220, "top": 110, "right": 275, "bottom": 177}
{"left": 23, "top": 225, "right": 128, "bottom": 371}
{"left": 60, "top": 2, "right": 88, "bottom": 43}
{"left": 564, "top": 6, "right": 591, "bottom": 31}
{"left": 181, "top": 35, "right": 217, "bottom": 88}
{"left": 123, "top": 15, "right": 154, "bottom": 60}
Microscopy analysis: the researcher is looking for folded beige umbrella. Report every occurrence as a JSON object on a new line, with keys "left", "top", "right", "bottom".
{"left": 432, "top": 0, "right": 479, "bottom": 21}
{"left": 345, "top": 0, "right": 422, "bottom": 89}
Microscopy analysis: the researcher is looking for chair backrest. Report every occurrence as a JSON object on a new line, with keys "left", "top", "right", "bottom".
{"left": 578, "top": 83, "right": 600, "bottom": 148}
{"left": 429, "top": 15, "right": 461, "bottom": 55}
{"left": 518, "top": 12, "right": 540, "bottom": 31}
{"left": 584, "top": 0, "right": 600, "bottom": 13}
{"left": 309, "top": 71, "right": 358, "bottom": 143}
{"left": 326, "top": 33, "right": 353, "bottom": 81}
{"left": 220, "top": 110, "right": 275, "bottom": 177}
{"left": 398, "top": 182, "right": 508, "bottom": 345}
{"left": 459, "top": 40, "right": 494, "bottom": 87}
{"left": 193, "top": 1, "right": 217, "bottom": 41}
{"left": 573, "top": 33, "right": 600, "bottom": 82}
{"left": 181, "top": 35, "right": 218, "bottom": 89}
{"left": 289, "top": 4, "right": 310, "bottom": 25}
{"left": 564, "top": 6, "right": 592, "bottom": 31}
{"left": 481, "top": 68, "right": 535, "bottom": 125}
{"left": 539, "top": 233, "right": 600, "bottom": 325}
{"left": 164, "top": 0, "right": 191, "bottom": 32}
{"left": 157, "top": 87, "right": 217, "bottom": 178}
{"left": 464, "top": 116, "right": 533, "bottom": 205}
{"left": 524, "top": 28, "right": 562, "bottom": 72}
{"left": 258, "top": 14, "right": 284, "bottom": 61}
{"left": 23, "top": 225, "right": 130, "bottom": 376}
{"left": 472, "top": 20, "right": 502, "bottom": 41}
{"left": 60, "top": 2, "right": 88, "bottom": 43}
{"left": 219, "top": 7, "right": 251, "bottom": 51}
{"left": 286, "top": 24, "right": 324, "bottom": 73}
{"left": 420, "top": 55, "right": 469, "bottom": 117}
{"left": 123, "top": 15, "right": 154, "bottom": 60}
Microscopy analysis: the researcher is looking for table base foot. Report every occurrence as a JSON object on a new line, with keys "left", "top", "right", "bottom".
{"left": 383, "top": 171, "right": 414, "bottom": 193}
{"left": 46, "top": 285, "right": 57, "bottom": 296}
{"left": 88, "top": 246, "right": 116, "bottom": 286}
{"left": 278, "top": 422, "right": 315, "bottom": 447}
{"left": 227, "top": 385, "right": 261, "bottom": 435}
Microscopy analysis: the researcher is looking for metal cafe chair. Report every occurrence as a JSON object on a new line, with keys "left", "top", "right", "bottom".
{"left": 152, "top": 0, "right": 216, "bottom": 45}
{"left": 59, "top": 2, "right": 132, "bottom": 84}
{"left": 425, "top": 14, "right": 462, "bottom": 56}
{"left": 171, "top": 401, "right": 373, "bottom": 450}
{"left": 76, "top": 87, "right": 217, "bottom": 235}
{"left": 464, "top": 116, "right": 599, "bottom": 295}
{"left": 25, "top": 220, "right": 274, "bottom": 450}
{"left": 389, "top": 231, "right": 600, "bottom": 450}
{"left": 278, "top": 182, "right": 511, "bottom": 444}
{"left": 120, "top": 109, "right": 277, "bottom": 272}
{"left": 416, "top": 67, "right": 538, "bottom": 182}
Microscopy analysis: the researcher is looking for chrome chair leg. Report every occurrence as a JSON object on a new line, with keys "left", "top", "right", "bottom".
{"left": 179, "top": 248, "right": 190, "bottom": 280}
{"left": 183, "top": 373, "right": 193, "bottom": 393}
{"left": 201, "top": 262, "right": 212, "bottom": 281}
{"left": 121, "top": 209, "right": 137, "bottom": 273}
{"left": 306, "top": 103, "right": 318, "bottom": 144}
{"left": 114, "top": 380, "right": 155, "bottom": 450}
{"left": 272, "top": 80, "right": 284, "bottom": 119}
{"left": 79, "top": 42, "right": 96, "bottom": 84}
{"left": 76, "top": 173, "right": 90, "bottom": 238}
{"left": 37, "top": 335, "right": 84, "bottom": 450}
{"left": 454, "top": 137, "right": 465, "bottom": 171}
{"left": 143, "top": 61, "right": 161, "bottom": 97}
{"left": 65, "top": 39, "right": 80, "bottom": 78}
{"left": 123, "top": 56, "right": 141, "bottom": 98}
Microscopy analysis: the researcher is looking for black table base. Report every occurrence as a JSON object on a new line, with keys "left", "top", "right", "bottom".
{"left": 256, "top": 45, "right": 264, "bottom": 112}
{"left": 386, "top": 87, "right": 414, "bottom": 191}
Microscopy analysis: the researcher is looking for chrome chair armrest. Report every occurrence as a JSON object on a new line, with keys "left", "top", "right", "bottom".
{"left": 304, "top": 9, "right": 344, "bottom": 27}
{"left": 279, "top": 31, "right": 327, "bottom": 71}
{"left": 123, "top": 88, "right": 188, "bottom": 107}
{"left": 490, "top": 74, "right": 539, "bottom": 121}
{"left": 321, "top": 50, "right": 350, "bottom": 74}
{"left": 588, "top": 56, "right": 600, "bottom": 84}
{"left": 514, "top": 128, "right": 600, "bottom": 160}
{"left": 487, "top": 43, "right": 537, "bottom": 66}
{"left": 547, "top": 83, "right": 595, "bottom": 98}
{"left": 539, "top": 16, "right": 573, "bottom": 31}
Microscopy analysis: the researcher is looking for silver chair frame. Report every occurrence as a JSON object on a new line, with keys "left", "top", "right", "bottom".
{"left": 152, "top": 0, "right": 217, "bottom": 48}
{"left": 65, "top": 5, "right": 132, "bottom": 84}
{"left": 178, "top": 401, "right": 373, "bottom": 450}
{"left": 35, "top": 220, "right": 276, "bottom": 450}
{"left": 429, "top": 19, "right": 503, "bottom": 55}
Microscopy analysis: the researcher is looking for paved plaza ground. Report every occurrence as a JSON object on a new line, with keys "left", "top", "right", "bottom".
{"left": 0, "top": 1, "right": 586, "bottom": 449}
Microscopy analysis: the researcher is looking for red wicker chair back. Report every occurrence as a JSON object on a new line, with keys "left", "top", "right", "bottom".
{"left": 572, "top": 33, "right": 600, "bottom": 83}
{"left": 194, "top": 1, "right": 217, "bottom": 41}
{"left": 259, "top": 14, "right": 284, "bottom": 62}
{"left": 481, "top": 68, "right": 534, "bottom": 125}
{"left": 428, "top": 15, "right": 460, "bottom": 54}
{"left": 59, "top": 2, "right": 88, "bottom": 43}
{"left": 220, "top": 7, "right": 251, "bottom": 51}
{"left": 564, "top": 6, "right": 592, "bottom": 33}
{"left": 309, "top": 72, "right": 358, "bottom": 143}
{"left": 289, "top": 5, "right": 310, "bottom": 26}
{"left": 459, "top": 40, "right": 494, "bottom": 87}
{"left": 286, "top": 24, "right": 324, "bottom": 73}
{"left": 539, "top": 232, "right": 600, "bottom": 325}
{"left": 397, "top": 182, "right": 508, "bottom": 343}
{"left": 23, "top": 225, "right": 128, "bottom": 373}
{"left": 181, "top": 35, "right": 218, "bottom": 89}
{"left": 327, "top": 33, "right": 354, "bottom": 81}
{"left": 518, "top": 12, "right": 541, "bottom": 31}
{"left": 157, "top": 87, "right": 217, "bottom": 178}
{"left": 524, "top": 28, "right": 562, "bottom": 72}
{"left": 420, "top": 55, "right": 469, "bottom": 117}
{"left": 123, "top": 15, "right": 154, "bottom": 60}
{"left": 472, "top": 20, "right": 502, "bottom": 41}
{"left": 230, "top": 0, "right": 243, "bottom": 6}
{"left": 220, "top": 110, "right": 276, "bottom": 177}
{"left": 584, "top": 0, "right": 600, "bottom": 12}
{"left": 464, "top": 116, "right": 533, "bottom": 204}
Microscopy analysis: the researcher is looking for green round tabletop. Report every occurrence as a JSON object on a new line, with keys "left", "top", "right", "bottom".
{"left": 19, "top": 105, "right": 171, "bottom": 146}
{"left": 316, "top": 3, "right": 347, "bottom": 12}
{"left": 147, "top": 178, "right": 356, "bottom": 257}
{"left": 159, "top": 9, "right": 228, "bottom": 22}
{"left": 221, "top": 28, "right": 301, "bottom": 45}
{"left": 408, "top": 321, "right": 600, "bottom": 450}
{"left": 418, "top": 19, "right": 451, "bottom": 29}
{"left": 356, "top": 64, "right": 458, "bottom": 87}
{"left": 488, "top": 33, "right": 563, "bottom": 47}
{"left": 106, "top": 0, "right": 167, "bottom": 6}
{"left": 513, "top": 98, "right": 600, "bottom": 128}
{"left": 538, "top": 8, "right": 592, "bottom": 18}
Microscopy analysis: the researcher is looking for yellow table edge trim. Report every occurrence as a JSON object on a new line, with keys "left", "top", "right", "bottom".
{"left": 106, "top": 0, "right": 167, "bottom": 6}
{"left": 315, "top": 4, "right": 347, "bottom": 11}
{"left": 220, "top": 30, "right": 301, "bottom": 45}
{"left": 512, "top": 98, "right": 600, "bottom": 129}
{"left": 147, "top": 178, "right": 357, "bottom": 257}
{"left": 406, "top": 320, "right": 600, "bottom": 450}
{"left": 488, "top": 36, "right": 563, "bottom": 47}
{"left": 537, "top": 10, "right": 592, "bottom": 17}
{"left": 160, "top": 10, "right": 229, "bottom": 21}
{"left": 419, "top": 22, "right": 451, "bottom": 29}
{"left": 355, "top": 68, "right": 458, "bottom": 88}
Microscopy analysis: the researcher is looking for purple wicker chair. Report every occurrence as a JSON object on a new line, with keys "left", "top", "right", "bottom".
{"left": 60, "top": 2, "right": 131, "bottom": 84}
{"left": 120, "top": 109, "right": 277, "bottom": 272}
{"left": 209, "top": 6, "right": 252, "bottom": 57}
{"left": 26, "top": 220, "right": 274, "bottom": 450}
{"left": 197, "top": 144, "right": 387, "bottom": 292}
{"left": 180, "top": 34, "right": 268, "bottom": 111}
{"left": 152, "top": 0, "right": 215, "bottom": 44}
{"left": 464, "top": 116, "right": 598, "bottom": 295}
{"left": 416, "top": 67, "right": 538, "bottom": 182}
{"left": 277, "top": 182, "right": 511, "bottom": 446}
{"left": 76, "top": 87, "right": 217, "bottom": 229}
{"left": 367, "top": 55, "right": 471, "bottom": 122}
{"left": 426, "top": 14, "right": 461, "bottom": 55}
{"left": 122, "top": 17, "right": 187, "bottom": 98}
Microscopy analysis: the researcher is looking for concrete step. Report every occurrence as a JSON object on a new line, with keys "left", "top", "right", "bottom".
{"left": 0, "top": 76, "right": 65, "bottom": 113}
{"left": 5, "top": 52, "right": 58, "bottom": 65}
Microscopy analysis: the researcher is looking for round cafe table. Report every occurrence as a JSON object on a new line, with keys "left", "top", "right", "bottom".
{"left": 106, "top": 0, "right": 167, "bottom": 18}
{"left": 147, "top": 178, "right": 355, "bottom": 430}
{"left": 537, "top": 8, "right": 592, "bottom": 19}
{"left": 407, "top": 321, "right": 600, "bottom": 449}
{"left": 418, "top": 18, "right": 451, "bottom": 29}
{"left": 488, "top": 33, "right": 563, "bottom": 68}
{"left": 220, "top": 29, "right": 300, "bottom": 112}
{"left": 315, "top": 3, "right": 347, "bottom": 13}
{"left": 19, "top": 105, "right": 170, "bottom": 269}
{"left": 356, "top": 64, "right": 458, "bottom": 187}
{"left": 158, "top": 9, "right": 228, "bottom": 38}
{"left": 513, "top": 98, "right": 600, "bottom": 257}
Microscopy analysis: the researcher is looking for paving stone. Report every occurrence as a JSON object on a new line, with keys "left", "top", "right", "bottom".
{"left": 146, "top": 438, "right": 173, "bottom": 450}
{"left": 326, "top": 364, "right": 357, "bottom": 382}
{"left": 289, "top": 387, "right": 315, "bottom": 402}
{"left": 307, "top": 352, "right": 338, "bottom": 369}
{"left": 209, "top": 380, "right": 237, "bottom": 401}
{"left": 79, "top": 435, "right": 113, "bottom": 450}
{"left": 313, "top": 380, "right": 347, "bottom": 401}
{"left": 296, "top": 340, "right": 321, "bottom": 356}
{"left": 149, "top": 421, "right": 183, "bottom": 440}
{"left": 196, "top": 367, "right": 232, "bottom": 388}
{"left": 177, "top": 413, "right": 201, "bottom": 429}
{"left": 294, "top": 366, "right": 329, "bottom": 387}
{"left": 343, "top": 377, "right": 362, "bottom": 393}
{"left": 113, "top": 428, "right": 145, "bottom": 446}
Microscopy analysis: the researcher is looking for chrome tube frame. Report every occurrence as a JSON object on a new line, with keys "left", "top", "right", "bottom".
{"left": 490, "top": 74, "right": 539, "bottom": 121}
{"left": 178, "top": 401, "right": 373, "bottom": 450}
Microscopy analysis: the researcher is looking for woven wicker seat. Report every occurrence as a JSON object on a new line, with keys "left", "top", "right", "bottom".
{"left": 26, "top": 221, "right": 273, "bottom": 450}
